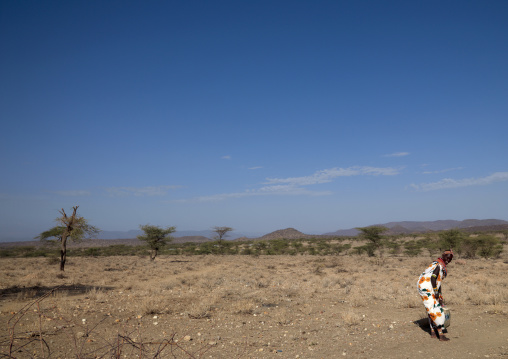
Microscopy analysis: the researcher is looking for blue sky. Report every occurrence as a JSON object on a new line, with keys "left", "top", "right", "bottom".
{"left": 1, "top": 1, "right": 507, "bottom": 241}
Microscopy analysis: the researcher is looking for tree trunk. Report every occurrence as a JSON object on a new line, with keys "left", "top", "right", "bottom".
{"left": 150, "top": 249, "right": 157, "bottom": 261}
{"left": 60, "top": 236, "right": 68, "bottom": 271}
{"left": 57, "top": 206, "right": 78, "bottom": 271}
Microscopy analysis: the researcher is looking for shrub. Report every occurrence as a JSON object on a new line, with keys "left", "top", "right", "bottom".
{"left": 461, "top": 237, "right": 480, "bottom": 259}
{"left": 438, "top": 229, "right": 464, "bottom": 254}
{"left": 352, "top": 244, "right": 375, "bottom": 256}
{"left": 404, "top": 240, "right": 422, "bottom": 257}
{"left": 331, "top": 243, "right": 351, "bottom": 255}
{"left": 241, "top": 247, "right": 253, "bottom": 255}
{"left": 477, "top": 235, "right": 503, "bottom": 259}
{"left": 269, "top": 239, "right": 290, "bottom": 254}
{"left": 385, "top": 240, "right": 401, "bottom": 255}
{"left": 84, "top": 247, "right": 101, "bottom": 257}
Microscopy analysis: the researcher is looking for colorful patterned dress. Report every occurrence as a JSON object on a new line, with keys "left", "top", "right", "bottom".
{"left": 417, "top": 259, "right": 447, "bottom": 329}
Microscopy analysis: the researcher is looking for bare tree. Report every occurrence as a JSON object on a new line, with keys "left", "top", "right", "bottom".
{"left": 36, "top": 206, "right": 100, "bottom": 271}
{"left": 137, "top": 224, "right": 176, "bottom": 260}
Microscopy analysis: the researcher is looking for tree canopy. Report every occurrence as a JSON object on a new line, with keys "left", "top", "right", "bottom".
{"left": 213, "top": 226, "right": 233, "bottom": 241}
{"left": 36, "top": 206, "right": 100, "bottom": 270}
{"left": 137, "top": 224, "right": 176, "bottom": 260}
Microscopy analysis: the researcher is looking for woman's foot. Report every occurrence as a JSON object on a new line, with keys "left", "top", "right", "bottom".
{"left": 438, "top": 334, "right": 450, "bottom": 341}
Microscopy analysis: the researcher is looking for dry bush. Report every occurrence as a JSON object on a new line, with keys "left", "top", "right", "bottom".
{"left": 139, "top": 295, "right": 173, "bottom": 315}
{"left": 230, "top": 299, "right": 256, "bottom": 315}
{"left": 339, "top": 309, "right": 362, "bottom": 327}
{"left": 347, "top": 287, "right": 368, "bottom": 307}
{"left": 86, "top": 287, "right": 107, "bottom": 302}
{"left": 187, "top": 301, "right": 213, "bottom": 319}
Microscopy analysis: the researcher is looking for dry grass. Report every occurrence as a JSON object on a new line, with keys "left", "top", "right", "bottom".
{"left": 1, "top": 253, "right": 508, "bottom": 358}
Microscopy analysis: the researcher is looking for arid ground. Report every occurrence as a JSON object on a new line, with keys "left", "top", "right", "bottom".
{"left": 1, "top": 253, "right": 507, "bottom": 358}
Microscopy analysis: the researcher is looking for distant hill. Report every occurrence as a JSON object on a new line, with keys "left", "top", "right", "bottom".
{"left": 2, "top": 219, "right": 507, "bottom": 248}
{"left": 258, "top": 228, "right": 310, "bottom": 240}
{"left": 324, "top": 219, "right": 508, "bottom": 236}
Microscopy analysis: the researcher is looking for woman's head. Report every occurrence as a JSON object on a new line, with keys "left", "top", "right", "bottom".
{"left": 442, "top": 249, "right": 453, "bottom": 264}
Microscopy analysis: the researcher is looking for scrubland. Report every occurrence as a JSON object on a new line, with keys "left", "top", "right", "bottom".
{"left": 1, "top": 249, "right": 508, "bottom": 358}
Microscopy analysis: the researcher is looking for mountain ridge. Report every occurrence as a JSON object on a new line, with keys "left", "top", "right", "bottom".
{"left": 1, "top": 219, "right": 506, "bottom": 247}
{"left": 323, "top": 219, "right": 508, "bottom": 237}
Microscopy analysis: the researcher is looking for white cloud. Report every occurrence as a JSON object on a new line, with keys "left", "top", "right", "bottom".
{"left": 174, "top": 184, "right": 331, "bottom": 203}
{"left": 106, "top": 185, "right": 181, "bottom": 197}
{"left": 265, "top": 166, "right": 400, "bottom": 186}
{"left": 422, "top": 167, "right": 464, "bottom": 175}
{"left": 410, "top": 172, "right": 508, "bottom": 191}
{"left": 51, "top": 190, "right": 91, "bottom": 196}
{"left": 384, "top": 152, "right": 410, "bottom": 157}
{"left": 248, "top": 166, "right": 263, "bottom": 170}
{"left": 221, "top": 155, "right": 232, "bottom": 160}
{"left": 175, "top": 166, "right": 398, "bottom": 203}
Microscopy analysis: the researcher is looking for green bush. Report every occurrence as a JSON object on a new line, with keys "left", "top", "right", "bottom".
{"left": 461, "top": 237, "right": 480, "bottom": 259}
{"left": 385, "top": 240, "right": 401, "bottom": 255}
{"left": 403, "top": 240, "right": 422, "bottom": 257}
{"left": 330, "top": 243, "right": 350, "bottom": 255}
{"left": 84, "top": 247, "right": 101, "bottom": 256}
{"left": 438, "top": 229, "right": 464, "bottom": 254}
{"left": 269, "top": 239, "right": 290, "bottom": 254}
{"left": 352, "top": 244, "right": 375, "bottom": 256}
{"left": 241, "top": 247, "right": 253, "bottom": 255}
{"left": 476, "top": 235, "right": 503, "bottom": 259}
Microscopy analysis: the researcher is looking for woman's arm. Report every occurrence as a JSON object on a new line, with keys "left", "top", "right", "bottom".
{"left": 431, "top": 266, "right": 445, "bottom": 306}
{"left": 431, "top": 266, "right": 440, "bottom": 295}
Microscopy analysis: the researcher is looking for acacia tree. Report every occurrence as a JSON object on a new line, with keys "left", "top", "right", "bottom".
{"left": 36, "top": 206, "right": 100, "bottom": 271}
{"left": 212, "top": 226, "right": 233, "bottom": 254}
{"left": 356, "top": 226, "right": 388, "bottom": 257}
{"left": 438, "top": 228, "right": 464, "bottom": 254}
{"left": 137, "top": 224, "right": 176, "bottom": 260}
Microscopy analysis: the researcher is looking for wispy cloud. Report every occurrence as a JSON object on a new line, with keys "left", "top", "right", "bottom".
{"left": 106, "top": 185, "right": 181, "bottom": 197}
{"left": 248, "top": 166, "right": 263, "bottom": 170}
{"left": 221, "top": 155, "right": 231, "bottom": 160}
{"left": 265, "top": 166, "right": 400, "bottom": 186}
{"left": 50, "top": 190, "right": 91, "bottom": 197}
{"left": 174, "top": 184, "right": 331, "bottom": 203}
{"left": 410, "top": 172, "right": 508, "bottom": 191}
{"left": 422, "top": 167, "right": 464, "bottom": 175}
{"left": 384, "top": 152, "right": 410, "bottom": 157}
{"left": 176, "top": 166, "right": 399, "bottom": 203}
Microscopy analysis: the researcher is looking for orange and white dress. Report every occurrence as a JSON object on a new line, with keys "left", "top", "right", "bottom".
{"left": 417, "top": 259, "right": 447, "bottom": 329}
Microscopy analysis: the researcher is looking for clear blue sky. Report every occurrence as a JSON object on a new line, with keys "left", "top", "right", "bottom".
{"left": 1, "top": 1, "right": 507, "bottom": 241}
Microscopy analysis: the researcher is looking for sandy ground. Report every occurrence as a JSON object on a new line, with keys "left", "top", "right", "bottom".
{"left": 1, "top": 254, "right": 507, "bottom": 358}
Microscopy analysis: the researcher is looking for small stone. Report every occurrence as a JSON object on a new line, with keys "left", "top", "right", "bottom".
{"left": 183, "top": 335, "right": 191, "bottom": 341}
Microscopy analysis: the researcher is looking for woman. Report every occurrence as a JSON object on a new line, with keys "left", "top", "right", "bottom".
{"left": 417, "top": 250, "right": 453, "bottom": 341}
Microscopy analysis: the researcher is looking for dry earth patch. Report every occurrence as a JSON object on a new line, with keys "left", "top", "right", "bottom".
{"left": 1, "top": 255, "right": 507, "bottom": 358}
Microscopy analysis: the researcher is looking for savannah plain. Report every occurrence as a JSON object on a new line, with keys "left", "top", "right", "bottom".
{"left": 1, "top": 237, "right": 508, "bottom": 358}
